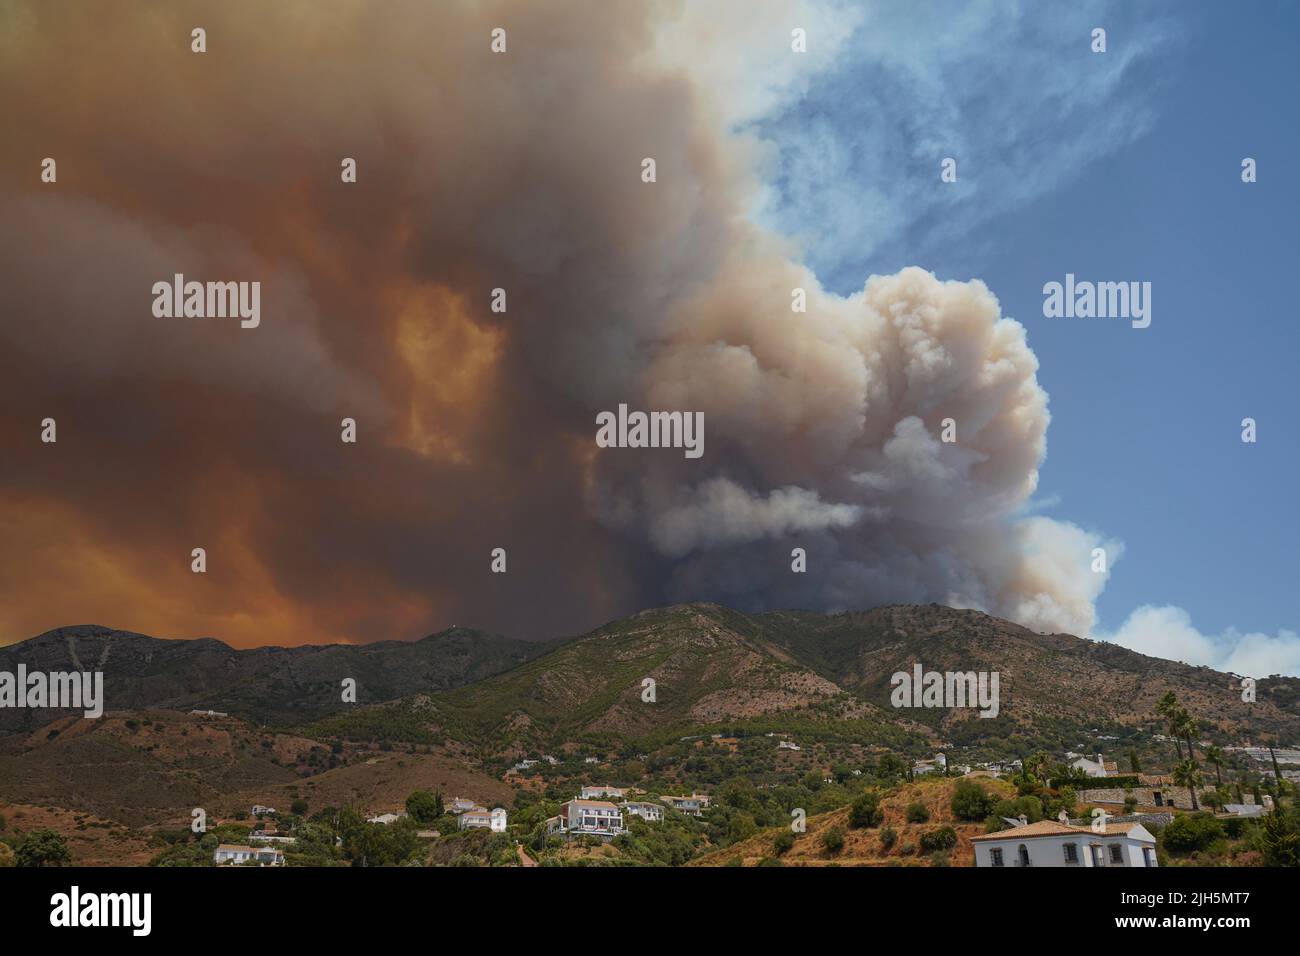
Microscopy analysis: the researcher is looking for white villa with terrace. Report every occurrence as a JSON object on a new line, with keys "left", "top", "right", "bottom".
{"left": 660, "top": 794, "right": 710, "bottom": 816}
{"left": 546, "top": 799, "right": 625, "bottom": 839}
{"left": 621, "top": 801, "right": 664, "bottom": 822}
{"left": 458, "top": 807, "right": 509, "bottom": 832}
{"left": 972, "top": 820, "right": 1157, "bottom": 868}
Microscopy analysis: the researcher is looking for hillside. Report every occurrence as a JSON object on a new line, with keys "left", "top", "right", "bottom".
{"left": 315, "top": 603, "right": 1300, "bottom": 758}
{"left": 0, "top": 624, "right": 553, "bottom": 731}
{"left": 691, "top": 776, "right": 1016, "bottom": 867}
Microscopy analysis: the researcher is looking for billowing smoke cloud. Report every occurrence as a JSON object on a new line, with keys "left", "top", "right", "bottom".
{"left": 1, "top": 0, "right": 1114, "bottom": 645}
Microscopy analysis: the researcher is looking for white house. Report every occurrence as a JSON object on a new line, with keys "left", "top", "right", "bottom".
{"left": 461, "top": 807, "right": 507, "bottom": 831}
{"left": 458, "top": 807, "right": 492, "bottom": 830}
{"left": 660, "top": 794, "right": 710, "bottom": 816}
{"left": 552, "top": 799, "right": 625, "bottom": 838}
{"left": 250, "top": 805, "right": 277, "bottom": 817}
{"left": 448, "top": 797, "right": 479, "bottom": 815}
{"left": 367, "top": 812, "right": 405, "bottom": 825}
{"left": 777, "top": 740, "right": 801, "bottom": 751}
{"left": 1071, "top": 753, "right": 1118, "bottom": 778}
{"left": 213, "top": 844, "right": 285, "bottom": 866}
{"left": 972, "top": 820, "right": 1157, "bottom": 868}
{"left": 580, "top": 785, "right": 626, "bottom": 800}
{"left": 622, "top": 801, "right": 664, "bottom": 823}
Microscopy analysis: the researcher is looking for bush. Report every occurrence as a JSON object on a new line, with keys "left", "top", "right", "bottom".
{"left": 905, "top": 802, "right": 930, "bottom": 824}
{"left": 773, "top": 831, "right": 795, "bottom": 856}
{"left": 879, "top": 826, "right": 897, "bottom": 849}
{"left": 951, "top": 780, "right": 996, "bottom": 821}
{"left": 821, "top": 826, "right": 845, "bottom": 855}
{"left": 919, "top": 827, "right": 958, "bottom": 851}
{"left": 1160, "top": 813, "right": 1226, "bottom": 854}
{"left": 757, "top": 856, "right": 783, "bottom": 867}
{"left": 15, "top": 829, "right": 72, "bottom": 867}
{"left": 848, "top": 791, "right": 884, "bottom": 829}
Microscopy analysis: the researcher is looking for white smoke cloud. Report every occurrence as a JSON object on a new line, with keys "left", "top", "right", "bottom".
{"left": 1098, "top": 606, "right": 1300, "bottom": 679}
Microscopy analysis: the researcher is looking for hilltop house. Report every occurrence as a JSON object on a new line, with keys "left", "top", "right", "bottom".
{"left": 661, "top": 794, "right": 710, "bottom": 816}
{"left": 546, "top": 799, "right": 625, "bottom": 839}
{"left": 580, "top": 785, "right": 626, "bottom": 800}
{"left": 972, "top": 820, "right": 1157, "bottom": 868}
{"left": 777, "top": 740, "right": 801, "bottom": 751}
{"left": 621, "top": 801, "right": 664, "bottom": 823}
{"left": 213, "top": 844, "right": 285, "bottom": 867}
{"left": 1071, "top": 753, "right": 1118, "bottom": 778}
{"left": 366, "top": 812, "right": 406, "bottom": 825}
{"left": 250, "top": 805, "right": 277, "bottom": 817}
{"left": 448, "top": 797, "right": 479, "bottom": 815}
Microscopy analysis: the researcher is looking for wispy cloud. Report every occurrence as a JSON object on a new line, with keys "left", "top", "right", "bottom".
{"left": 750, "top": 0, "right": 1187, "bottom": 289}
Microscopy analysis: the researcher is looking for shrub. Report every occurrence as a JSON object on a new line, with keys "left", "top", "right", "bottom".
{"left": 15, "top": 829, "right": 72, "bottom": 867}
{"left": 848, "top": 791, "right": 884, "bottom": 829}
{"left": 821, "top": 826, "right": 845, "bottom": 855}
{"left": 773, "top": 831, "right": 795, "bottom": 856}
{"left": 879, "top": 826, "right": 897, "bottom": 849}
{"left": 905, "top": 802, "right": 930, "bottom": 824}
{"left": 951, "top": 780, "right": 996, "bottom": 821}
{"left": 919, "top": 827, "right": 958, "bottom": 851}
{"left": 1160, "top": 813, "right": 1226, "bottom": 854}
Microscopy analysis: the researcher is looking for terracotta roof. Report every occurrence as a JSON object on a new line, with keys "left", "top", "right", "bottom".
{"left": 972, "top": 820, "right": 1150, "bottom": 842}
{"left": 567, "top": 799, "right": 620, "bottom": 809}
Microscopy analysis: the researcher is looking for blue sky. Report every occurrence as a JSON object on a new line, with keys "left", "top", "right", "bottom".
{"left": 752, "top": 0, "right": 1299, "bottom": 670}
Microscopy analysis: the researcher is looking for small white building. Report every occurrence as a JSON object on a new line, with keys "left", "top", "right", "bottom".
{"left": 213, "top": 844, "right": 285, "bottom": 866}
{"left": 777, "top": 740, "right": 801, "bottom": 751}
{"left": 250, "top": 805, "right": 277, "bottom": 817}
{"left": 366, "top": 812, "right": 405, "bottom": 825}
{"left": 1071, "top": 753, "right": 1118, "bottom": 778}
{"left": 490, "top": 807, "right": 508, "bottom": 832}
{"left": 972, "top": 820, "right": 1157, "bottom": 868}
{"left": 448, "top": 797, "right": 479, "bottom": 815}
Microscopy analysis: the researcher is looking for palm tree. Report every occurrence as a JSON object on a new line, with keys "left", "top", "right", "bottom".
{"left": 1204, "top": 745, "right": 1224, "bottom": 789}
{"left": 1172, "top": 759, "right": 1202, "bottom": 811}
{"left": 1155, "top": 692, "right": 1184, "bottom": 761}
{"left": 1178, "top": 712, "right": 1198, "bottom": 763}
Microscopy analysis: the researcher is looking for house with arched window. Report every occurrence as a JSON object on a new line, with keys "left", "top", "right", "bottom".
{"left": 972, "top": 819, "right": 1157, "bottom": 867}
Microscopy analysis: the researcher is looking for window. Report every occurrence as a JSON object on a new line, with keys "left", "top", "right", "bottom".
{"left": 989, "top": 848, "right": 1004, "bottom": 867}
{"left": 1109, "top": 844, "right": 1124, "bottom": 864}
{"left": 1063, "top": 843, "right": 1079, "bottom": 864}
{"left": 1018, "top": 844, "right": 1030, "bottom": 867}
{"left": 1143, "top": 847, "right": 1156, "bottom": 868}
